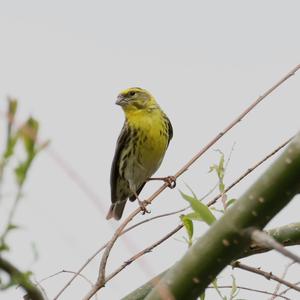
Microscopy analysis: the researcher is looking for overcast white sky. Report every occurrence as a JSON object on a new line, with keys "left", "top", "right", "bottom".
{"left": 0, "top": 1, "right": 300, "bottom": 299}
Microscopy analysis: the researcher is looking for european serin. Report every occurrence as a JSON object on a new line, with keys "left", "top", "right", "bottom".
{"left": 106, "top": 87, "right": 173, "bottom": 220}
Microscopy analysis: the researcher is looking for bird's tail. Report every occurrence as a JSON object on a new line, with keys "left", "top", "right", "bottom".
{"left": 106, "top": 201, "right": 126, "bottom": 220}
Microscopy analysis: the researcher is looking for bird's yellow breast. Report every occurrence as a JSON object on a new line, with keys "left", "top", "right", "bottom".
{"left": 126, "top": 108, "right": 169, "bottom": 175}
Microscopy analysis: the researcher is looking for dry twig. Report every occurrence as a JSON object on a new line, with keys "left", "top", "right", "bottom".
{"left": 232, "top": 261, "right": 300, "bottom": 292}
{"left": 207, "top": 285, "right": 291, "bottom": 300}
{"left": 269, "top": 262, "right": 295, "bottom": 300}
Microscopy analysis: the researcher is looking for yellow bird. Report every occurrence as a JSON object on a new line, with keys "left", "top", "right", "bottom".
{"left": 106, "top": 87, "right": 173, "bottom": 220}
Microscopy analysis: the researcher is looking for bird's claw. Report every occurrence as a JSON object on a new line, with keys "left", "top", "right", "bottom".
{"left": 138, "top": 199, "right": 151, "bottom": 215}
{"left": 164, "top": 176, "right": 176, "bottom": 189}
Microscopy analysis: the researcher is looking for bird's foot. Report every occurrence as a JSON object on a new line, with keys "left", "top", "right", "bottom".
{"left": 148, "top": 176, "right": 177, "bottom": 189}
{"left": 163, "top": 176, "right": 177, "bottom": 189}
{"left": 138, "top": 199, "right": 151, "bottom": 215}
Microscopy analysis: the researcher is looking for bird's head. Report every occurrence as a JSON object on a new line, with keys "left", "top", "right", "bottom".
{"left": 116, "top": 87, "right": 158, "bottom": 113}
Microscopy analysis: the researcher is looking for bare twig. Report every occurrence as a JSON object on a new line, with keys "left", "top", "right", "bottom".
{"left": 279, "top": 282, "right": 300, "bottom": 297}
{"left": 105, "top": 225, "right": 182, "bottom": 283}
{"left": 124, "top": 207, "right": 188, "bottom": 233}
{"left": 207, "top": 285, "right": 291, "bottom": 300}
{"left": 0, "top": 188, "right": 23, "bottom": 244}
{"left": 173, "top": 64, "right": 300, "bottom": 180}
{"left": 251, "top": 230, "right": 300, "bottom": 263}
{"left": 269, "top": 262, "right": 295, "bottom": 300}
{"left": 232, "top": 261, "right": 300, "bottom": 292}
{"left": 53, "top": 209, "right": 185, "bottom": 300}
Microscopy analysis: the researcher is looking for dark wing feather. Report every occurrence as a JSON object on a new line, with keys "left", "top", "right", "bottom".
{"left": 107, "top": 123, "right": 131, "bottom": 220}
{"left": 165, "top": 115, "right": 173, "bottom": 146}
{"left": 129, "top": 182, "right": 146, "bottom": 201}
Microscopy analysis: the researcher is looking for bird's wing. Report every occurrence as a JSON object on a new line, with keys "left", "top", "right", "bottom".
{"left": 110, "top": 122, "right": 131, "bottom": 204}
{"left": 166, "top": 115, "right": 173, "bottom": 146}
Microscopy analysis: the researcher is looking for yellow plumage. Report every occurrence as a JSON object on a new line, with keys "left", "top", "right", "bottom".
{"left": 106, "top": 87, "right": 173, "bottom": 220}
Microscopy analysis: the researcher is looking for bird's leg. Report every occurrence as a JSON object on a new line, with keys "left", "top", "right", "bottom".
{"left": 132, "top": 190, "right": 151, "bottom": 215}
{"left": 147, "top": 176, "right": 177, "bottom": 189}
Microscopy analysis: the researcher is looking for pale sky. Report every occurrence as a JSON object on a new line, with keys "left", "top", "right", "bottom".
{"left": 0, "top": 1, "right": 300, "bottom": 299}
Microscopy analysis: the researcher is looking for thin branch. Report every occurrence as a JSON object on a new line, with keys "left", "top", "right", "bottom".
{"left": 173, "top": 64, "right": 300, "bottom": 180}
{"left": 40, "top": 270, "right": 98, "bottom": 300}
{"left": 206, "top": 136, "right": 293, "bottom": 207}
{"left": 251, "top": 230, "right": 300, "bottom": 264}
{"left": 0, "top": 187, "right": 23, "bottom": 244}
{"left": 269, "top": 262, "right": 295, "bottom": 300}
{"left": 232, "top": 261, "right": 300, "bottom": 293}
{"left": 207, "top": 285, "right": 291, "bottom": 300}
{"left": 105, "top": 225, "right": 182, "bottom": 284}
{"left": 279, "top": 282, "right": 300, "bottom": 297}
{"left": 52, "top": 209, "right": 185, "bottom": 300}
{"left": 124, "top": 208, "right": 188, "bottom": 233}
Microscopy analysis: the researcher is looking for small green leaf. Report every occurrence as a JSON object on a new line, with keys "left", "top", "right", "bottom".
{"left": 0, "top": 243, "right": 10, "bottom": 252}
{"left": 7, "top": 224, "right": 19, "bottom": 232}
{"left": 180, "top": 191, "right": 216, "bottom": 225}
{"left": 230, "top": 275, "right": 238, "bottom": 299}
{"left": 226, "top": 198, "right": 236, "bottom": 207}
{"left": 209, "top": 164, "right": 218, "bottom": 173}
{"left": 212, "top": 278, "right": 227, "bottom": 300}
{"left": 212, "top": 278, "right": 218, "bottom": 289}
{"left": 185, "top": 212, "right": 203, "bottom": 221}
{"left": 20, "top": 117, "right": 39, "bottom": 157}
{"left": 15, "top": 162, "right": 28, "bottom": 186}
{"left": 8, "top": 98, "right": 18, "bottom": 117}
{"left": 180, "top": 215, "right": 193, "bottom": 247}
{"left": 219, "top": 182, "right": 225, "bottom": 193}
{"left": 200, "top": 291, "right": 205, "bottom": 300}
{"left": 4, "top": 134, "right": 19, "bottom": 159}
{"left": 183, "top": 183, "right": 197, "bottom": 199}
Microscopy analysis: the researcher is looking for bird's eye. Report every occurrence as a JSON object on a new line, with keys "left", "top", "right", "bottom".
{"left": 128, "top": 91, "right": 136, "bottom": 96}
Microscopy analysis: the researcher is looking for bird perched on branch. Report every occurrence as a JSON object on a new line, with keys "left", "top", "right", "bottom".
{"left": 106, "top": 87, "right": 173, "bottom": 220}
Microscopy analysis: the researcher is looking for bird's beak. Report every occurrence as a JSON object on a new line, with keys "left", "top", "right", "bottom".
{"left": 116, "top": 94, "right": 126, "bottom": 106}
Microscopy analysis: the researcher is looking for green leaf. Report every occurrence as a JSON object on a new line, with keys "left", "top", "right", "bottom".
{"left": 15, "top": 162, "right": 28, "bottom": 186}
{"left": 230, "top": 275, "right": 238, "bottom": 299}
{"left": 212, "top": 278, "right": 229, "bottom": 300}
{"left": 180, "top": 191, "right": 216, "bottom": 225}
{"left": 20, "top": 117, "right": 39, "bottom": 157}
{"left": 183, "top": 183, "right": 197, "bottom": 199}
{"left": 219, "top": 182, "right": 225, "bottom": 193}
{"left": 226, "top": 198, "right": 237, "bottom": 208}
{"left": 4, "top": 134, "right": 19, "bottom": 159}
{"left": 8, "top": 98, "right": 18, "bottom": 117}
{"left": 209, "top": 164, "right": 218, "bottom": 173}
{"left": 180, "top": 215, "right": 193, "bottom": 246}
{"left": 0, "top": 243, "right": 10, "bottom": 252}
{"left": 7, "top": 224, "right": 19, "bottom": 232}
{"left": 185, "top": 212, "right": 203, "bottom": 221}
